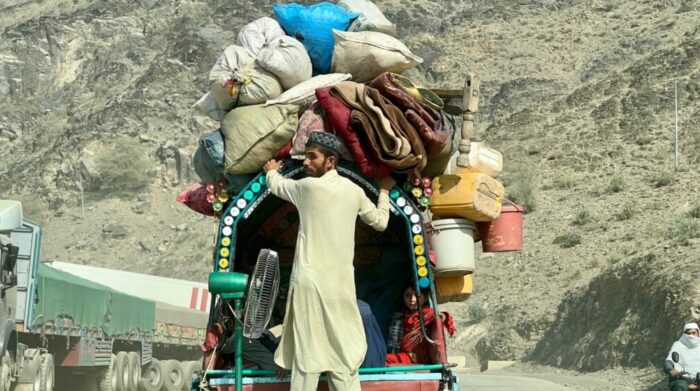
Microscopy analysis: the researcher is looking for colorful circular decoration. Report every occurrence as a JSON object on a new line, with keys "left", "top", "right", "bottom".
{"left": 389, "top": 189, "right": 400, "bottom": 199}
{"left": 251, "top": 183, "right": 261, "bottom": 193}
{"left": 219, "top": 258, "right": 229, "bottom": 269}
{"left": 221, "top": 237, "right": 231, "bottom": 246}
{"left": 236, "top": 199, "right": 247, "bottom": 209}
{"left": 402, "top": 182, "right": 412, "bottom": 191}
{"left": 416, "top": 256, "right": 427, "bottom": 266}
{"left": 413, "top": 235, "right": 423, "bottom": 245}
{"left": 412, "top": 224, "right": 422, "bottom": 234}
{"left": 222, "top": 226, "right": 232, "bottom": 237}
{"left": 419, "top": 277, "right": 429, "bottom": 288}
{"left": 223, "top": 216, "right": 234, "bottom": 226}
{"left": 258, "top": 176, "right": 266, "bottom": 185}
{"left": 414, "top": 245, "right": 424, "bottom": 255}
{"left": 217, "top": 192, "right": 229, "bottom": 202}
{"left": 396, "top": 197, "right": 407, "bottom": 207}
{"left": 403, "top": 205, "right": 414, "bottom": 215}
{"left": 418, "top": 267, "right": 428, "bottom": 277}
{"left": 230, "top": 207, "right": 241, "bottom": 217}
{"left": 410, "top": 213, "right": 420, "bottom": 224}
{"left": 220, "top": 248, "right": 230, "bottom": 257}
{"left": 411, "top": 188, "right": 422, "bottom": 198}
{"left": 419, "top": 196, "right": 430, "bottom": 206}
{"left": 243, "top": 191, "right": 254, "bottom": 201}
{"left": 212, "top": 201, "right": 223, "bottom": 212}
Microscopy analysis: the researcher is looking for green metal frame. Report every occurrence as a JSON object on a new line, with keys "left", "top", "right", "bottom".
{"left": 206, "top": 161, "right": 443, "bottom": 388}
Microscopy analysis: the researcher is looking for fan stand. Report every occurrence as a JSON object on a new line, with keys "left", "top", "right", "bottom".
{"left": 209, "top": 271, "right": 249, "bottom": 391}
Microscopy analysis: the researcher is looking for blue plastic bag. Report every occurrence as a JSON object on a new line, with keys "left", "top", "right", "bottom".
{"left": 273, "top": 2, "right": 359, "bottom": 75}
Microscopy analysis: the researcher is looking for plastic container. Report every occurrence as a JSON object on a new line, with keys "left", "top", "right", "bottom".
{"left": 476, "top": 203, "right": 524, "bottom": 252}
{"left": 445, "top": 142, "right": 503, "bottom": 178}
{"left": 427, "top": 218, "right": 475, "bottom": 276}
{"left": 430, "top": 172, "right": 504, "bottom": 222}
{"left": 435, "top": 274, "right": 473, "bottom": 304}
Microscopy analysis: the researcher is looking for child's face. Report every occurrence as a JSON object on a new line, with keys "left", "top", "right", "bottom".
{"left": 403, "top": 287, "right": 426, "bottom": 311}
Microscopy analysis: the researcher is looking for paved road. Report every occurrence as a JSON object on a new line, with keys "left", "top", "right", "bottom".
{"left": 458, "top": 371, "right": 575, "bottom": 390}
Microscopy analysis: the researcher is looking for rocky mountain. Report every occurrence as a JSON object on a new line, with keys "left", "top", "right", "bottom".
{"left": 1, "top": 0, "right": 699, "bottom": 387}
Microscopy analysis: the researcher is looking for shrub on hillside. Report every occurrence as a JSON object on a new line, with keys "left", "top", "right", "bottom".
{"left": 651, "top": 171, "right": 675, "bottom": 188}
{"left": 687, "top": 204, "right": 700, "bottom": 219}
{"left": 506, "top": 167, "right": 537, "bottom": 213}
{"left": 615, "top": 203, "right": 637, "bottom": 221}
{"left": 553, "top": 232, "right": 582, "bottom": 248}
{"left": 665, "top": 218, "right": 700, "bottom": 246}
{"left": 95, "top": 137, "right": 153, "bottom": 196}
{"left": 572, "top": 209, "right": 594, "bottom": 226}
{"left": 607, "top": 175, "right": 625, "bottom": 193}
{"left": 467, "top": 303, "right": 488, "bottom": 323}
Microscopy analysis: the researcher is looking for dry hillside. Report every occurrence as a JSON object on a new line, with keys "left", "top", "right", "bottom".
{"left": 1, "top": 0, "right": 699, "bottom": 388}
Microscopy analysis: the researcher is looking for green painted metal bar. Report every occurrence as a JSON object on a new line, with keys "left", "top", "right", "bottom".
{"left": 234, "top": 299, "right": 243, "bottom": 391}
{"left": 206, "top": 364, "right": 446, "bottom": 377}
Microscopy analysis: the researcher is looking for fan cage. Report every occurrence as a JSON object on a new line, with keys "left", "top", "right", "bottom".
{"left": 243, "top": 249, "right": 280, "bottom": 339}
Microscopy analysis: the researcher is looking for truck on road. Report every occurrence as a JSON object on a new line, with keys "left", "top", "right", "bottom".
{"left": 0, "top": 200, "right": 208, "bottom": 391}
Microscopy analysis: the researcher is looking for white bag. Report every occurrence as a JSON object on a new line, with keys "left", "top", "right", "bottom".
{"left": 193, "top": 92, "right": 225, "bottom": 122}
{"left": 236, "top": 17, "right": 285, "bottom": 58}
{"left": 209, "top": 45, "right": 283, "bottom": 111}
{"left": 258, "top": 36, "right": 313, "bottom": 90}
{"left": 331, "top": 30, "right": 422, "bottom": 83}
{"left": 337, "top": 0, "right": 396, "bottom": 35}
{"left": 265, "top": 73, "right": 352, "bottom": 108}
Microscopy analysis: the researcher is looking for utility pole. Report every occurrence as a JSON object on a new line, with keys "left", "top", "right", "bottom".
{"left": 674, "top": 80, "right": 679, "bottom": 170}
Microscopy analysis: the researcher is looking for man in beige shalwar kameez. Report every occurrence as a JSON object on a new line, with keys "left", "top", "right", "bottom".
{"left": 263, "top": 131, "right": 394, "bottom": 391}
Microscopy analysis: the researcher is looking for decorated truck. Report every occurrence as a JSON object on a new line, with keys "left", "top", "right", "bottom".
{"left": 189, "top": 70, "right": 526, "bottom": 391}
{"left": 0, "top": 200, "right": 208, "bottom": 391}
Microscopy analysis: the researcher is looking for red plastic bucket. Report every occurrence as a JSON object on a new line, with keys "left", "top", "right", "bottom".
{"left": 476, "top": 203, "right": 523, "bottom": 252}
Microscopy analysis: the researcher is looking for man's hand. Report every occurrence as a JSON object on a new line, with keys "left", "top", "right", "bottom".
{"left": 377, "top": 176, "right": 396, "bottom": 193}
{"left": 275, "top": 366, "right": 290, "bottom": 378}
{"left": 263, "top": 159, "right": 283, "bottom": 173}
{"left": 689, "top": 384, "right": 697, "bottom": 390}
{"left": 669, "top": 369, "right": 681, "bottom": 379}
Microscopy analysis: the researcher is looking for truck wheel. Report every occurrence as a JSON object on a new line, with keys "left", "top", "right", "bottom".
{"left": 17, "top": 348, "right": 41, "bottom": 391}
{"left": 0, "top": 354, "right": 14, "bottom": 391}
{"left": 116, "top": 352, "right": 130, "bottom": 391}
{"left": 98, "top": 354, "right": 119, "bottom": 391}
{"left": 139, "top": 359, "right": 163, "bottom": 391}
{"left": 39, "top": 353, "right": 54, "bottom": 391}
{"left": 126, "top": 352, "right": 140, "bottom": 391}
{"left": 160, "top": 360, "right": 184, "bottom": 391}
{"left": 181, "top": 361, "right": 200, "bottom": 391}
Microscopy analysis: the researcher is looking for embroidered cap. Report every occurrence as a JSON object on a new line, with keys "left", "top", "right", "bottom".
{"left": 305, "top": 131, "right": 343, "bottom": 155}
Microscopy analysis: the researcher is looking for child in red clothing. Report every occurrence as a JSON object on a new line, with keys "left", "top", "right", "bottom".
{"left": 385, "top": 285, "right": 456, "bottom": 365}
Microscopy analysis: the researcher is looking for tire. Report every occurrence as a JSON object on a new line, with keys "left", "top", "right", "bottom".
{"left": 98, "top": 354, "right": 118, "bottom": 391}
{"left": 39, "top": 353, "right": 54, "bottom": 391}
{"left": 180, "top": 361, "right": 200, "bottom": 391}
{"left": 138, "top": 359, "right": 163, "bottom": 391}
{"left": 0, "top": 353, "right": 14, "bottom": 391}
{"left": 160, "top": 360, "right": 184, "bottom": 391}
{"left": 126, "top": 352, "right": 140, "bottom": 391}
{"left": 17, "top": 348, "right": 41, "bottom": 391}
{"left": 116, "top": 352, "right": 130, "bottom": 391}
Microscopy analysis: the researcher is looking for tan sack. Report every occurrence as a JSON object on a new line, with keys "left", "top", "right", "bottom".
{"left": 209, "top": 45, "right": 283, "bottom": 111}
{"left": 258, "top": 36, "right": 313, "bottom": 90}
{"left": 331, "top": 30, "right": 422, "bottom": 83}
{"left": 265, "top": 73, "right": 351, "bottom": 109}
{"left": 236, "top": 17, "right": 285, "bottom": 58}
{"left": 337, "top": 0, "right": 396, "bottom": 35}
{"left": 221, "top": 104, "right": 299, "bottom": 174}
{"left": 193, "top": 92, "right": 225, "bottom": 122}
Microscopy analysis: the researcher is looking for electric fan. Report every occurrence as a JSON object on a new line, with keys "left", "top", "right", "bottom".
{"left": 243, "top": 249, "right": 280, "bottom": 339}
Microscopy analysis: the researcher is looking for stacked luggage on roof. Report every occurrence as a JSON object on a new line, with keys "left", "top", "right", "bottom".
{"left": 177, "top": 0, "right": 522, "bottom": 304}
